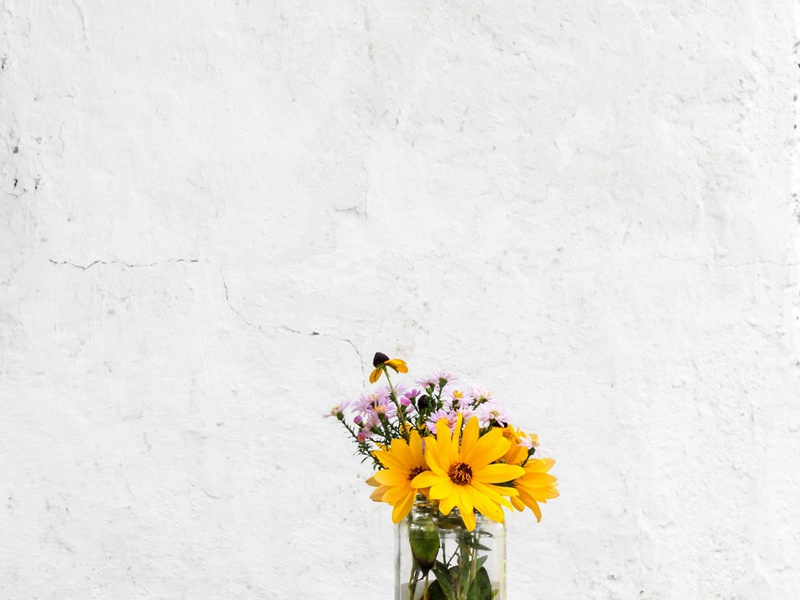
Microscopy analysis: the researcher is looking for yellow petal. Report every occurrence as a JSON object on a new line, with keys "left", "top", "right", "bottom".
{"left": 384, "top": 485, "right": 413, "bottom": 505}
{"left": 462, "top": 485, "right": 499, "bottom": 522}
{"left": 434, "top": 418, "right": 455, "bottom": 465}
{"left": 473, "top": 463, "right": 524, "bottom": 484}
{"left": 385, "top": 358, "right": 408, "bottom": 373}
{"left": 391, "top": 492, "right": 416, "bottom": 523}
{"left": 521, "top": 473, "right": 558, "bottom": 487}
{"left": 459, "top": 416, "right": 480, "bottom": 459}
{"left": 370, "top": 485, "right": 389, "bottom": 502}
{"left": 524, "top": 458, "right": 556, "bottom": 472}
{"left": 374, "top": 470, "right": 407, "bottom": 486}
{"left": 450, "top": 412, "right": 463, "bottom": 457}
{"left": 424, "top": 439, "right": 448, "bottom": 477}
{"left": 460, "top": 504, "right": 476, "bottom": 531}
{"left": 461, "top": 427, "right": 510, "bottom": 468}
{"left": 439, "top": 493, "right": 457, "bottom": 515}
{"left": 389, "top": 437, "right": 413, "bottom": 465}
{"left": 434, "top": 417, "right": 451, "bottom": 438}
{"left": 373, "top": 451, "right": 405, "bottom": 472}
{"left": 412, "top": 471, "right": 442, "bottom": 489}
{"left": 369, "top": 367, "right": 383, "bottom": 383}
{"left": 428, "top": 480, "right": 454, "bottom": 500}
{"left": 409, "top": 430, "right": 423, "bottom": 460}
{"left": 472, "top": 481, "right": 516, "bottom": 510}
{"left": 457, "top": 487, "right": 473, "bottom": 515}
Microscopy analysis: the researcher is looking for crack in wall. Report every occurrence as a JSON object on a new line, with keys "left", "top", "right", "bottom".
{"left": 222, "top": 275, "right": 366, "bottom": 382}
{"left": 222, "top": 278, "right": 259, "bottom": 331}
{"left": 282, "top": 325, "right": 366, "bottom": 381}
{"left": 69, "top": 0, "right": 90, "bottom": 50}
{"left": 48, "top": 258, "right": 200, "bottom": 270}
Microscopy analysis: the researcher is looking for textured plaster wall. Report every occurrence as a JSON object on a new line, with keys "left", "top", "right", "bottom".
{"left": 1, "top": 1, "right": 799, "bottom": 598}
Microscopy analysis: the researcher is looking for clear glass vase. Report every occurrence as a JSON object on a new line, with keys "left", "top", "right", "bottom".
{"left": 395, "top": 496, "right": 506, "bottom": 600}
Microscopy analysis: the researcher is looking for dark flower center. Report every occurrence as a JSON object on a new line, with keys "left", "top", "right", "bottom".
{"left": 408, "top": 466, "right": 426, "bottom": 481}
{"left": 448, "top": 462, "right": 473, "bottom": 486}
{"left": 373, "top": 352, "right": 390, "bottom": 367}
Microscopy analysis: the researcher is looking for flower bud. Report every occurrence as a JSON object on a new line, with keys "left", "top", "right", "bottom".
{"left": 408, "top": 514, "right": 439, "bottom": 575}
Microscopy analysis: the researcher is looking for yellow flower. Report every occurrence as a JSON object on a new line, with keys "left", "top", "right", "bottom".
{"left": 371, "top": 430, "right": 429, "bottom": 523}
{"left": 411, "top": 414, "right": 524, "bottom": 531}
{"left": 510, "top": 458, "right": 559, "bottom": 522}
{"left": 369, "top": 352, "right": 408, "bottom": 384}
{"left": 500, "top": 425, "right": 539, "bottom": 466}
{"left": 499, "top": 426, "right": 526, "bottom": 466}
{"left": 366, "top": 475, "right": 389, "bottom": 502}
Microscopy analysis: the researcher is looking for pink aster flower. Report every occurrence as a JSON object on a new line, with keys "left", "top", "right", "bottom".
{"left": 370, "top": 400, "right": 396, "bottom": 418}
{"left": 532, "top": 443, "right": 552, "bottom": 459}
{"left": 468, "top": 385, "right": 493, "bottom": 403}
{"left": 425, "top": 408, "right": 459, "bottom": 433}
{"left": 390, "top": 382, "right": 409, "bottom": 399}
{"left": 323, "top": 400, "right": 350, "bottom": 419}
{"left": 476, "top": 400, "right": 511, "bottom": 427}
{"left": 360, "top": 411, "right": 380, "bottom": 432}
{"left": 518, "top": 432, "right": 539, "bottom": 450}
{"left": 448, "top": 389, "right": 473, "bottom": 410}
{"left": 460, "top": 407, "right": 477, "bottom": 422}
{"left": 352, "top": 388, "right": 391, "bottom": 414}
{"left": 416, "top": 370, "right": 458, "bottom": 390}
{"left": 426, "top": 408, "right": 478, "bottom": 434}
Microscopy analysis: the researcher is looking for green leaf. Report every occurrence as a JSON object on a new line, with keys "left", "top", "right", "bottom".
{"left": 426, "top": 581, "right": 446, "bottom": 600}
{"left": 431, "top": 562, "right": 456, "bottom": 600}
{"left": 466, "top": 567, "right": 493, "bottom": 600}
{"left": 459, "top": 561, "right": 471, "bottom": 598}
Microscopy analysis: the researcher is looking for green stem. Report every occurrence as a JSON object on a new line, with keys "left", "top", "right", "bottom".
{"left": 378, "top": 414, "right": 394, "bottom": 446}
{"left": 383, "top": 367, "right": 410, "bottom": 441}
{"left": 468, "top": 532, "right": 477, "bottom": 593}
{"left": 408, "top": 562, "right": 420, "bottom": 599}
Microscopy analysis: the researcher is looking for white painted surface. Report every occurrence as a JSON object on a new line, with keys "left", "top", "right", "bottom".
{"left": 1, "top": 1, "right": 798, "bottom": 598}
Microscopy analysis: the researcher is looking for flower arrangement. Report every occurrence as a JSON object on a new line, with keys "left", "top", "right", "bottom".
{"left": 327, "top": 352, "right": 559, "bottom": 600}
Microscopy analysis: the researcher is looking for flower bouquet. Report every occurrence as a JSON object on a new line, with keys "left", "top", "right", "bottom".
{"left": 327, "top": 353, "right": 559, "bottom": 600}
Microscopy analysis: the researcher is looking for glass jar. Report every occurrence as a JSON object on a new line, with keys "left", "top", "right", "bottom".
{"left": 395, "top": 496, "right": 506, "bottom": 600}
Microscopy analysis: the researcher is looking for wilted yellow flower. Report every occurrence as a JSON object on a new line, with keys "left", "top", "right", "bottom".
{"left": 369, "top": 351, "right": 408, "bottom": 384}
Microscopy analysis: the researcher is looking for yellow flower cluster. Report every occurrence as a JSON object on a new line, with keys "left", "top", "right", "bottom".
{"left": 369, "top": 412, "right": 559, "bottom": 531}
{"left": 337, "top": 352, "right": 559, "bottom": 531}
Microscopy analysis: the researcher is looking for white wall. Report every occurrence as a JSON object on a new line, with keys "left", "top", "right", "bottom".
{"left": 1, "top": 1, "right": 798, "bottom": 598}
